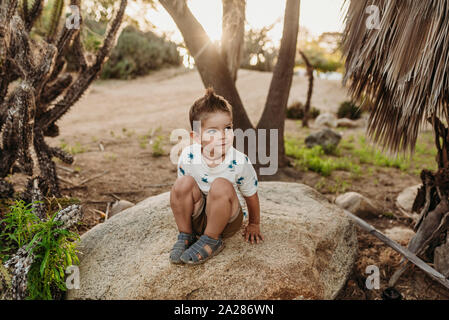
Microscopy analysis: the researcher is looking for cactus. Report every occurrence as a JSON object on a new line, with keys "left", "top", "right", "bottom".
{"left": 0, "top": 0, "right": 128, "bottom": 200}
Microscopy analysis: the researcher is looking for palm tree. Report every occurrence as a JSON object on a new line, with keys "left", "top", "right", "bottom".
{"left": 342, "top": 0, "right": 449, "bottom": 286}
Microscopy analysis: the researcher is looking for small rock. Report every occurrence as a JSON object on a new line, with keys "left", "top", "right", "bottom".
{"left": 335, "top": 192, "right": 381, "bottom": 218}
{"left": 435, "top": 238, "right": 449, "bottom": 277}
{"left": 314, "top": 113, "right": 338, "bottom": 128}
{"left": 305, "top": 129, "right": 342, "bottom": 152}
{"left": 396, "top": 185, "right": 421, "bottom": 222}
{"left": 109, "top": 200, "right": 135, "bottom": 218}
{"left": 384, "top": 227, "right": 415, "bottom": 244}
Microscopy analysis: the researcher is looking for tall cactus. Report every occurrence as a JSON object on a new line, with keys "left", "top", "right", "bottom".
{"left": 0, "top": 0, "right": 128, "bottom": 200}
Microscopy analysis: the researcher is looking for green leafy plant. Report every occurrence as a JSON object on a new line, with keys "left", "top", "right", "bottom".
{"left": 0, "top": 200, "right": 40, "bottom": 259}
{"left": 0, "top": 200, "right": 81, "bottom": 300}
{"left": 26, "top": 212, "right": 80, "bottom": 300}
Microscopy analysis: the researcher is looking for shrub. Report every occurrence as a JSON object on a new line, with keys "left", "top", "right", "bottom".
{"left": 337, "top": 101, "right": 363, "bottom": 120}
{"left": 0, "top": 200, "right": 80, "bottom": 300}
{"left": 286, "top": 101, "right": 320, "bottom": 120}
{"left": 101, "top": 26, "right": 182, "bottom": 79}
{"left": 26, "top": 212, "right": 80, "bottom": 300}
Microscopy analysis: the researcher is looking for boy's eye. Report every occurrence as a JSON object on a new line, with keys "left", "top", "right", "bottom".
{"left": 207, "top": 129, "right": 217, "bottom": 134}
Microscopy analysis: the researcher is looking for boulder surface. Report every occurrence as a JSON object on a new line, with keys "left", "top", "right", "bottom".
{"left": 67, "top": 182, "right": 358, "bottom": 300}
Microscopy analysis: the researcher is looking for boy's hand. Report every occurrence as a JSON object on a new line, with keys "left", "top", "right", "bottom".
{"left": 242, "top": 223, "right": 264, "bottom": 244}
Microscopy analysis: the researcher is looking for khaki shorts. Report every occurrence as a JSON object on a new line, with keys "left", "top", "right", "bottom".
{"left": 192, "top": 192, "right": 243, "bottom": 239}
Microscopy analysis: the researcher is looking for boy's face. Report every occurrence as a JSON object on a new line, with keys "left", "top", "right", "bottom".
{"left": 192, "top": 112, "right": 234, "bottom": 160}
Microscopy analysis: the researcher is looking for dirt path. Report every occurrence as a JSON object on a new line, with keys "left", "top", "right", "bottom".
{"left": 48, "top": 67, "right": 350, "bottom": 143}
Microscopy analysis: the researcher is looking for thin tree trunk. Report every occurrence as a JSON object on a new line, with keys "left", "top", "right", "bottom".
{"left": 160, "top": 0, "right": 253, "bottom": 132}
{"left": 257, "top": 0, "right": 300, "bottom": 167}
{"left": 221, "top": 0, "right": 245, "bottom": 83}
{"left": 299, "top": 50, "right": 313, "bottom": 128}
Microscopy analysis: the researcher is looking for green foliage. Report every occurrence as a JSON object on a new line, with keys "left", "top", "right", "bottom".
{"left": 26, "top": 212, "right": 80, "bottom": 300}
{"left": 286, "top": 101, "right": 320, "bottom": 120}
{"left": 285, "top": 139, "right": 361, "bottom": 176}
{"left": 0, "top": 201, "right": 80, "bottom": 300}
{"left": 59, "top": 139, "right": 86, "bottom": 155}
{"left": 0, "top": 262, "right": 12, "bottom": 299}
{"left": 297, "top": 31, "right": 344, "bottom": 73}
{"left": 0, "top": 200, "right": 40, "bottom": 259}
{"left": 241, "top": 24, "right": 279, "bottom": 72}
{"left": 337, "top": 101, "right": 363, "bottom": 120}
{"left": 151, "top": 135, "right": 165, "bottom": 157}
{"left": 101, "top": 26, "right": 182, "bottom": 79}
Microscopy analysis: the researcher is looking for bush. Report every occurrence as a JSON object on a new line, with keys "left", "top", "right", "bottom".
{"left": 101, "top": 26, "right": 182, "bottom": 79}
{"left": 286, "top": 101, "right": 320, "bottom": 120}
{"left": 337, "top": 101, "right": 363, "bottom": 120}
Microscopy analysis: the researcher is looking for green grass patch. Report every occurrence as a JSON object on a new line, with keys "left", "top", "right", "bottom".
{"left": 286, "top": 129, "right": 438, "bottom": 178}
{"left": 285, "top": 138, "right": 361, "bottom": 176}
{"left": 59, "top": 139, "right": 86, "bottom": 155}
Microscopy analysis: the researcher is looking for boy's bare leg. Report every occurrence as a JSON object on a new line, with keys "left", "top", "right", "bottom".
{"left": 170, "top": 176, "right": 203, "bottom": 235}
{"left": 204, "top": 178, "right": 239, "bottom": 240}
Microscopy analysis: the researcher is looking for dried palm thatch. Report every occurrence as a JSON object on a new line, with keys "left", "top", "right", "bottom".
{"left": 343, "top": 0, "right": 449, "bottom": 157}
{"left": 343, "top": 0, "right": 449, "bottom": 288}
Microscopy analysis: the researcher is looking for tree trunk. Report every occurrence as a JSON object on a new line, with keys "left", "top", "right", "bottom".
{"left": 298, "top": 50, "right": 314, "bottom": 128}
{"left": 160, "top": 0, "right": 301, "bottom": 171}
{"left": 160, "top": 0, "right": 253, "bottom": 132}
{"left": 257, "top": 0, "right": 300, "bottom": 168}
{"left": 221, "top": 0, "right": 245, "bottom": 83}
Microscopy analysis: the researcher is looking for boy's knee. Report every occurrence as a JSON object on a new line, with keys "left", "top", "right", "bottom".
{"left": 172, "top": 175, "right": 197, "bottom": 196}
{"left": 209, "top": 178, "right": 234, "bottom": 199}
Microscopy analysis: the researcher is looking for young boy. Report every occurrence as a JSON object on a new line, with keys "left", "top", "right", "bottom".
{"left": 169, "top": 87, "right": 264, "bottom": 265}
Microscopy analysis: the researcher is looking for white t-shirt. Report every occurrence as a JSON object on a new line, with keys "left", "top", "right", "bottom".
{"left": 177, "top": 143, "right": 258, "bottom": 218}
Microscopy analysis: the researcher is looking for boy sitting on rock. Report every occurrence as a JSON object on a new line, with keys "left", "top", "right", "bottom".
{"left": 170, "top": 87, "right": 264, "bottom": 265}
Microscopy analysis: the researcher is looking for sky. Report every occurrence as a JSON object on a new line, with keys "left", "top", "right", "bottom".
{"left": 126, "top": 0, "right": 348, "bottom": 44}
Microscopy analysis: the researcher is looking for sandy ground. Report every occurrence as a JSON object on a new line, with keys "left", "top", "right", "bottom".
{"left": 49, "top": 67, "right": 350, "bottom": 142}
{"left": 13, "top": 66, "right": 447, "bottom": 300}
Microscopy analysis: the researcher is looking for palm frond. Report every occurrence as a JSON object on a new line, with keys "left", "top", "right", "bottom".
{"left": 342, "top": 0, "right": 449, "bottom": 157}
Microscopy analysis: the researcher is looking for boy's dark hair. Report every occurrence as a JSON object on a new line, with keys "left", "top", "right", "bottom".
{"left": 189, "top": 87, "right": 233, "bottom": 132}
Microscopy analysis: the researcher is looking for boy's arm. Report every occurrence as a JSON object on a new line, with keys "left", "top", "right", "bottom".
{"left": 243, "top": 192, "right": 264, "bottom": 244}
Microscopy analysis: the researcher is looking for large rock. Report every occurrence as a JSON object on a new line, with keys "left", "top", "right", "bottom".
{"left": 66, "top": 182, "right": 358, "bottom": 300}
{"left": 335, "top": 192, "right": 381, "bottom": 218}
